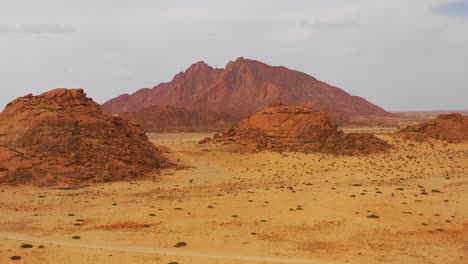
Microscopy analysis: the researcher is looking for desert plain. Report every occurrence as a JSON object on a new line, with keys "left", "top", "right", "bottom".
{"left": 0, "top": 129, "right": 466, "bottom": 264}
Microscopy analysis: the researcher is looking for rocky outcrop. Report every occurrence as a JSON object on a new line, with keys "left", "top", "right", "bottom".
{"left": 397, "top": 113, "right": 468, "bottom": 143}
{"left": 103, "top": 58, "right": 389, "bottom": 122}
{"left": 203, "top": 103, "right": 391, "bottom": 155}
{"left": 120, "top": 105, "right": 235, "bottom": 133}
{"left": 0, "top": 88, "right": 170, "bottom": 185}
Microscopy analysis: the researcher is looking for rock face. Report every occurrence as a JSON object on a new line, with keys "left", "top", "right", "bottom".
{"left": 397, "top": 113, "right": 468, "bottom": 143}
{"left": 205, "top": 103, "right": 391, "bottom": 155}
{"left": 0, "top": 88, "right": 169, "bottom": 185}
{"left": 120, "top": 105, "right": 235, "bottom": 133}
{"left": 103, "top": 58, "right": 388, "bottom": 121}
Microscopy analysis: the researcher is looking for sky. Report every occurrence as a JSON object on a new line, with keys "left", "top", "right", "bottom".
{"left": 0, "top": 0, "right": 467, "bottom": 111}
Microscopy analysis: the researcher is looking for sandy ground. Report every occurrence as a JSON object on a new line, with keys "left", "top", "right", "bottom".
{"left": 0, "top": 132, "right": 467, "bottom": 264}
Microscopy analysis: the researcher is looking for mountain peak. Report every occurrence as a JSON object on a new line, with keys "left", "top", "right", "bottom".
{"left": 184, "top": 61, "right": 213, "bottom": 75}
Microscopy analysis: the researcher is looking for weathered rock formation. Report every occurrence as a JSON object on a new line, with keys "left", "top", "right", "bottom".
{"left": 103, "top": 58, "right": 389, "bottom": 122}
{"left": 202, "top": 103, "right": 391, "bottom": 155}
{"left": 397, "top": 113, "right": 468, "bottom": 143}
{"left": 0, "top": 88, "right": 170, "bottom": 185}
{"left": 120, "top": 105, "right": 235, "bottom": 133}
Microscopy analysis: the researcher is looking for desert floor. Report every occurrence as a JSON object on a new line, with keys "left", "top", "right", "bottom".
{"left": 0, "top": 132, "right": 467, "bottom": 264}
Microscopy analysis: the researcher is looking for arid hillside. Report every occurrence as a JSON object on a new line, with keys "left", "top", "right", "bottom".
{"left": 120, "top": 105, "right": 235, "bottom": 132}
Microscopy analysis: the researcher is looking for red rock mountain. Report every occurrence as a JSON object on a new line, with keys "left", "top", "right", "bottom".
{"left": 202, "top": 103, "right": 391, "bottom": 155}
{"left": 0, "top": 88, "right": 169, "bottom": 185}
{"left": 397, "top": 113, "right": 468, "bottom": 143}
{"left": 120, "top": 105, "right": 235, "bottom": 133}
{"left": 103, "top": 58, "right": 388, "bottom": 121}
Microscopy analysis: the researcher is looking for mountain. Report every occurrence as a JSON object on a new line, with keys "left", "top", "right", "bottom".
{"left": 120, "top": 105, "right": 235, "bottom": 133}
{"left": 0, "top": 88, "right": 169, "bottom": 185}
{"left": 103, "top": 57, "right": 389, "bottom": 121}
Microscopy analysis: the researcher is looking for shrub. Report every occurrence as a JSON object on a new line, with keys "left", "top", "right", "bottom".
{"left": 21, "top": 243, "right": 33, "bottom": 248}
{"left": 174, "top": 242, "right": 187, "bottom": 248}
{"left": 367, "top": 214, "right": 380, "bottom": 219}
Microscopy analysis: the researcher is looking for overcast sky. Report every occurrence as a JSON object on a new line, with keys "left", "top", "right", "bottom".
{"left": 0, "top": 0, "right": 467, "bottom": 111}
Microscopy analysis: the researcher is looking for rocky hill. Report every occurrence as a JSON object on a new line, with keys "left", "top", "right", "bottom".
{"left": 201, "top": 103, "right": 391, "bottom": 155}
{"left": 104, "top": 58, "right": 388, "bottom": 122}
{"left": 397, "top": 113, "right": 468, "bottom": 143}
{"left": 120, "top": 105, "right": 235, "bottom": 133}
{"left": 0, "top": 88, "right": 170, "bottom": 185}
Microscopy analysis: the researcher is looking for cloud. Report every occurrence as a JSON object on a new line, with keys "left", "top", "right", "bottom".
{"left": 437, "top": 0, "right": 468, "bottom": 17}
{"left": 0, "top": 24, "right": 75, "bottom": 35}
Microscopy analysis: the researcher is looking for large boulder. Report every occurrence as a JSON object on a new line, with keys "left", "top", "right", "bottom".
{"left": 205, "top": 103, "right": 391, "bottom": 155}
{"left": 0, "top": 88, "right": 170, "bottom": 185}
{"left": 397, "top": 113, "right": 468, "bottom": 143}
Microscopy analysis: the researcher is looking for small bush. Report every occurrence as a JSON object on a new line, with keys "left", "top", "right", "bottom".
{"left": 367, "top": 214, "right": 380, "bottom": 219}
{"left": 174, "top": 242, "right": 187, "bottom": 248}
{"left": 72, "top": 235, "right": 81, "bottom": 240}
{"left": 21, "top": 243, "right": 33, "bottom": 248}
{"left": 10, "top": 256, "right": 21, "bottom": 260}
